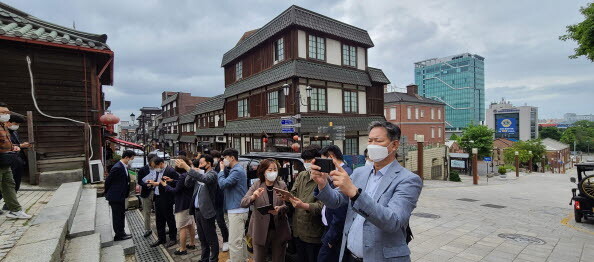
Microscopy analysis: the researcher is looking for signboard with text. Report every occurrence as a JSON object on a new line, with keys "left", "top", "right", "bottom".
{"left": 496, "top": 117, "right": 517, "bottom": 134}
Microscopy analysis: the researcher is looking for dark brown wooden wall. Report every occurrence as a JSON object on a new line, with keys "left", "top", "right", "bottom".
{"left": 0, "top": 40, "right": 105, "bottom": 172}
{"left": 367, "top": 85, "right": 385, "bottom": 116}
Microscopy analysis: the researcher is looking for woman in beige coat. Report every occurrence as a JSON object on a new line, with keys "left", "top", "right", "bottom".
{"left": 240, "top": 158, "right": 291, "bottom": 262}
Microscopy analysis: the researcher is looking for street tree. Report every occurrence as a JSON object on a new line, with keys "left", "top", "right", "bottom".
{"left": 539, "top": 126, "right": 563, "bottom": 140}
{"left": 561, "top": 121, "right": 594, "bottom": 153}
{"left": 503, "top": 139, "right": 546, "bottom": 167}
{"left": 559, "top": 2, "right": 594, "bottom": 62}
{"left": 458, "top": 123, "right": 494, "bottom": 158}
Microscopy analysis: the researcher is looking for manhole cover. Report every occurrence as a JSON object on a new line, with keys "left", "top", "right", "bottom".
{"left": 412, "top": 212, "right": 440, "bottom": 219}
{"left": 457, "top": 198, "right": 479, "bottom": 202}
{"left": 482, "top": 204, "right": 506, "bottom": 209}
{"left": 498, "top": 233, "right": 546, "bottom": 245}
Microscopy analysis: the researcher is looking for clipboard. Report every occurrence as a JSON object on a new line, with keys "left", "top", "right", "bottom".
{"left": 256, "top": 204, "right": 274, "bottom": 215}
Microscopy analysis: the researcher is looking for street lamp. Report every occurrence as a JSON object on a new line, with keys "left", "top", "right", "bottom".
{"left": 472, "top": 148, "right": 478, "bottom": 185}
{"left": 528, "top": 151, "right": 533, "bottom": 173}
{"left": 130, "top": 113, "right": 135, "bottom": 124}
{"left": 515, "top": 151, "right": 519, "bottom": 177}
{"left": 283, "top": 83, "right": 311, "bottom": 152}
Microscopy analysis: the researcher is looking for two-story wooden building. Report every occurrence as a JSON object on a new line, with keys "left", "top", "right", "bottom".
{"left": 221, "top": 5, "right": 389, "bottom": 155}
{"left": 159, "top": 91, "right": 209, "bottom": 153}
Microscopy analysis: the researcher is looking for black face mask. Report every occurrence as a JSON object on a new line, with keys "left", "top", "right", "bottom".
{"left": 200, "top": 165, "right": 210, "bottom": 171}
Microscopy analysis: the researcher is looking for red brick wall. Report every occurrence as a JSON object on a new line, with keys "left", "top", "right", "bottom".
{"left": 384, "top": 103, "right": 445, "bottom": 145}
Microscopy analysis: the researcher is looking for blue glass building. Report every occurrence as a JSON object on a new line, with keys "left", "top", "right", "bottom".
{"left": 414, "top": 53, "right": 485, "bottom": 131}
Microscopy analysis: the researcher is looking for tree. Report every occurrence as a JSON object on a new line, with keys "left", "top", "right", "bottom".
{"left": 559, "top": 3, "right": 594, "bottom": 62}
{"left": 458, "top": 123, "right": 494, "bottom": 158}
{"left": 540, "top": 126, "right": 562, "bottom": 140}
{"left": 503, "top": 139, "right": 546, "bottom": 166}
{"left": 561, "top": 122, "right": 594, "bottom": 152}
{"left": 449, "top": 133, "right": 459, "bottom": 141}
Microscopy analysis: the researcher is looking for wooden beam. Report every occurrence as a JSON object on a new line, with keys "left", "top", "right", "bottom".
{"left": 26, "top": 111, "right": 39, "bottom": 185}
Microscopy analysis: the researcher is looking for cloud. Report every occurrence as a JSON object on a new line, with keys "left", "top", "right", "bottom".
{"left": 3, "top": 0, "right": 594, "bottom": 120}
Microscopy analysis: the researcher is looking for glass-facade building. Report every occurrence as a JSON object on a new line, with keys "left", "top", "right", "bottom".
{"left": 414, "top": 53, "right": 485, "bottom": 130}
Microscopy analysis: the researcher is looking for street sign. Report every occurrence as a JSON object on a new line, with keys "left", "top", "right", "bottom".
{"left": 484, "top": 157, "right": 492, "bottom": 162}
{"left": 282, "top": 123, "right": 301, "bottom": 128}
{"left": 280, "top": 119, "right": 296, "bottom": 125}
{"left": 281, "top": 127, "right": 295, "bottom": 133}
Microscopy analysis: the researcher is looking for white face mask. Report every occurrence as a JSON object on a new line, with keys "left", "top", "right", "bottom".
{"left": 265, "top": 171, "right": 278, "bottom": 182}
{"left": 365, "top": 160, "right": 373, "bottom": 166}
{"left": 0, "top": 114, "right": 10, "bottom": 123}
{"left": 367, "top": 144, "right": 392, "bottom": 162}
{"left": 304, "top": 163, "right": 312, "bottom": 170}
{"left": 8, "top": 125, "right": 19, "bottom": 131}
{"left": 223, "top": 158, "right": 231, "bottom": 167}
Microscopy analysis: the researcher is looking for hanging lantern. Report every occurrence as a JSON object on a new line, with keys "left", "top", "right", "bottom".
{"left": 99, "top": 113, "right": 120, "bottom": 125}
{"left": 263, "top": 137, "right": 268, "bottom": 143}
{"left": 291, "top": 143, "right": 300, "bottom": 152}
{"left": 293, "top": 135, "right": 299, "bottom": 141}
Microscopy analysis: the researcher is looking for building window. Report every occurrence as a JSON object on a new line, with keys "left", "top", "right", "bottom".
{"left": 236, "top": 61, "right": 243, "bottom": 80}
{"left": 438, "top": 109, "right": 442, "bottom": 120}
{"left": 431, "top": 127, "right": 435, "bottom": 138}
{"left": 238, "top": 98, "right": 249, "bottom": 118}
{"left": 233, "top": 137, "right": 241, "bottom": 151}
{"left": 438, "top": 127, "right": 442, "bottom": 138}
{"left": 308, "top": 35, "right": 325, "bottom": 60}
{"left": 344, "top": 138, "right": 359, "bottom": 155}
{"left": 390, "top": 107, "right": 396, "bottom": 120}
{"left": 407, "top": 107, "right": 412, "bottom": 120}
{"left": 342, "top": 44, "right": 357, "bottom": 67}
{"left": 431, "top": 108, "right": 435, "bottom": 120}
{"left": 384, "top": 108, "right": 388, "bottom": 117}
{"left": 268, "top": 91, "right": 279, "bottom": 114}
{"left": 415, "top": 108, "right": 419, "bottom": 119}
{"left": 310, "top": 87, "right": 327, "bottom": 112}
{"left": 310, "top": 140, "right": 333, "bottom": 147}
{"left": 274, "top": 38, "right": 284, "bottom": 62}
{"left": 421, "top": 110, "right": 425, "bottom": 118}
{"left": 252, "top": 137, "right": 262, "bottom": 151}
{"left": 343, "top": 90, "right": 358, "bottom": 113}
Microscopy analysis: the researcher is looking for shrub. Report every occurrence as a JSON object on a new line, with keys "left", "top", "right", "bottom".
{"left": 498, "top": 166, "right": 507, "bottom": 175}
{"left": 449, "top": 170, "right": 461, "bottom": 182}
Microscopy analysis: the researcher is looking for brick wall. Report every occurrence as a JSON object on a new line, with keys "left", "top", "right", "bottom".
{"left": 399, "top": 146, "right": 448, "bottom": 180}
{"left": 385, "top": 103, "right": 446, "bottom": 145}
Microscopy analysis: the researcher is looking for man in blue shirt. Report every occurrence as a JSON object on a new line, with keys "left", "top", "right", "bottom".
{"left": 217, "top": 148, "right": 248, "bottom": 262}
{"left": 312, "top": 121, "right": 423, "bottom": 262}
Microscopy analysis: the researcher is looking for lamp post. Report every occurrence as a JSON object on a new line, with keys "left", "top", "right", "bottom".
{"left": 283, "top": 83, "right": 311, "bottom": 152}
{"left": 542, "top": 155, "right": 546, "bottom": 173}
{"left": 417, "top": 135, "right": 425, "bottom": 180}
{"left": 528, "top": 151, "right": 532, "bottom": 173}
{"left": 468, "top": 140, "right": 474, "bottom": 176}
{"left": 515, "top": 151, "right": 519, "bottom": 177}
{"left": 472, "top": 148, "right": 478, "bottom": 185}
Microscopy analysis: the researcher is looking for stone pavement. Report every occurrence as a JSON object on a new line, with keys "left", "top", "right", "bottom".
{"left": 410, "top": 168, "right": 594, "bottom": 262}
{"left": 0, "top": 185, "right": 54, "bottom": 261}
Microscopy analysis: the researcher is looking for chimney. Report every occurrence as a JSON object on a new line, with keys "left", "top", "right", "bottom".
{"left": 406, "top": 84, "right": 418, "bottom": 96}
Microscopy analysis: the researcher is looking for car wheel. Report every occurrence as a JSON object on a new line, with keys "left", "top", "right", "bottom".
{"left": 575, "top": 210, "right": 583, "bottom": 223}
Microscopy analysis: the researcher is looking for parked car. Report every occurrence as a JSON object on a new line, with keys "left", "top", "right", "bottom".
{"left": 570, "top": 163, "right": 594, "bottom": 222}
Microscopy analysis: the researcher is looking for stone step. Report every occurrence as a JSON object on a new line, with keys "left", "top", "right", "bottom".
{"left": 95, "top": 197, "right": 114, "bottom": 248}
{"left": 100, "top": 245, "right": 125, "bottom": 262}
{"left": 69, "top": 188, "right": 98, "bottom": 238}
{"left": 2, "top": 220, "right": 68, "bottom": 262}
{"left": 64, "top": 233, "right": 101, "bottom": 262}
{"left": 32, "top": 182, "right": 83, "bottom": 232}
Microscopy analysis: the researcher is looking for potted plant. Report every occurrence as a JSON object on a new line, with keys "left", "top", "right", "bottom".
{"left": 498, "top": 166, "right": 507, "bottom": 178}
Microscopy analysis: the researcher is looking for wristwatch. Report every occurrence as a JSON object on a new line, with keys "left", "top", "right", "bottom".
{"left": 350, "top": 188, "right": 362, "bottom": 202}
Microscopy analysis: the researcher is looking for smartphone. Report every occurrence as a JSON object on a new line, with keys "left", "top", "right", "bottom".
{"left": 273, "top": 187, "right": 294, "bottom": 199}
{"left": 315, "top": 158, "right": 335, "bottom": 173}
{"left": 256, "top": 204, "right": 274, "bottom": 215}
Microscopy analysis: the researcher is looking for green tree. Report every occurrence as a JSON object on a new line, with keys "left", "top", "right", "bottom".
{"left": 503, "top": 139, "right": 546, "bottom": 167}
{"left": 559, "top": 3, "right": 594, "bottom": 61}
{"left": 459, "top": 123, "right": 494, "bottom": 158}
{"left": 539, "top": 126, "right": 562, "bottom": 140}
{"left": 449, "top": 133, "right": 459, "bottom": 141}
{"left": 561, "top": 122, "right": 594, "bottom": 152}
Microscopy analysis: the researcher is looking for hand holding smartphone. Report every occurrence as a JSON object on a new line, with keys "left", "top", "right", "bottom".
{"left": 314, "top": 158, "right": 335, "bottom": 173}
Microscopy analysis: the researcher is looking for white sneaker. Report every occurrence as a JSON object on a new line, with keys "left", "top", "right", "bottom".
{"left": 222, "top": 242, "right": 229, "bottom": 252}
{"left": 195, "top": 234, "right": 199, "bottom": 240}
{"left": 6, "top": 211, "right": 32, "bottom": 219}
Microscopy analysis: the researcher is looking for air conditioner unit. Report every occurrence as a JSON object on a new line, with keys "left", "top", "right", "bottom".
{"left": 89, "top": 160, "right": 104, "bottom": 183}
{"left": 216, "top": 136, "right": 227, "bottom": 143}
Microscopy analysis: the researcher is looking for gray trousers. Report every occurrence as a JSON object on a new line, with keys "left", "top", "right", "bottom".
{"left": 141, "top": 191, "right": 154, "bottom": 231}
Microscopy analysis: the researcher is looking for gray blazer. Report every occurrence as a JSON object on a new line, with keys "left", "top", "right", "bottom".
{"left": 315, "top": 160, "right": 422, "bottom": 262}
{"left": 185, "top": 169, "right": 218, "bottom": 219}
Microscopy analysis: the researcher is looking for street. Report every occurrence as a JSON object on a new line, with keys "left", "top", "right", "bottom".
{"left": 410, "top": 169, "right": 594, "bottom": 262}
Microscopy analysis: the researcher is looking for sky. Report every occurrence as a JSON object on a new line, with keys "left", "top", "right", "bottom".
{"left": 4, "top": 0, "right": 594, "bottom": 121}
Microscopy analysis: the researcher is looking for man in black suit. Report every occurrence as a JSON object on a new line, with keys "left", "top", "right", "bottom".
{"left": 146, "top": 157, "right": 179, "bottom": 248}
{"left": 137, "top": 153, "right": 157, "bottom": 237}
{"left": 104, "top": 149, "right": 135, "bottom": 241}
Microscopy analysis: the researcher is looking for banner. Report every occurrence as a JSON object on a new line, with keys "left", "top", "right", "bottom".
{"left": 496, "top": 118, "right": 517, "bottom": 134}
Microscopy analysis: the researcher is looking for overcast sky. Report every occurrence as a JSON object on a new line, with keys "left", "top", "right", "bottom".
{"left": 5, "top": 0, "right": 594, "bottom": 121}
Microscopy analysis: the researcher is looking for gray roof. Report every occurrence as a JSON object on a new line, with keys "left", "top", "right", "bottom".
{"left": 0, "top": 3, "right": 109, "bottom": 50}
{"left": 179, "top": 135, "right": 197, "bottom": 143}
{"left": 179, "top": 113, "right": 196, "bottom": 124}
{"left": 161, "top": 93, "right": 178, "bottom": 106}
{"left": 224, "top": 116, "right": 385, "bottom": 134}
{"left": 384, "top": 92, "right": 445, "bottom": 105}
{"left": 224, "top": 60, "right": 373, "bottom": 98}
{"left": 140, "top": 107, "right": 161, "bottom": 112}
{"left": 164, "top": 134, "right": 179, "bottom": 141}
{"left": 542, "top": 138, "right": 569, "bottom": 151}
{"left": 195, "top": 127, "right": 226, "bottom": 136}
{"left": 161, "top": 116, "right": 178, "bottom": 124}
{"left": 368, "top": 67, "right": 390, "bottom": 84}
{"left": 221, "top": 5, "right": 374, "bottom": 67}
{"left": 194, "top": 95, "right": 225, "bottom": 115}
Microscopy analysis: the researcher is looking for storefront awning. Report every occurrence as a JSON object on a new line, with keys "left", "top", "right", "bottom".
{"left": 107, "top": 137, "right": 143, "bottom": 150}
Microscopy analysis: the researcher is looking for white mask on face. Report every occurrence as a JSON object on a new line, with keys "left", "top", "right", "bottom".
{"left": 265, "top": 171, "right": 278, "bottom": 182}
{"left": 0, "top": 114, "right": 10, "bottom": 123}
{"left": 8, "top": 125, "right": 19, "bottom": 131}
{"left": 223, "top": 158, "right": 231, "bottom": 167}
{"left": 365, "top": 160, "right": 373, "bottom": 166}
{"left": 304, "top": 163, "right": 312, "bottom": 170}
{"left": 367, "top": 144, "right": 392, "bottom": 162}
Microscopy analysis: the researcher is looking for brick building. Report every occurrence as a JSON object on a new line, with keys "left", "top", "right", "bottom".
{"left": 384, "top": 85, "right": 446, "bottom": 145}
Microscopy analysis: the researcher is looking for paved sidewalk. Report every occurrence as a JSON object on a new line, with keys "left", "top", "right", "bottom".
{"left": 0, "top": 185, "right": 54, "bottom": 260}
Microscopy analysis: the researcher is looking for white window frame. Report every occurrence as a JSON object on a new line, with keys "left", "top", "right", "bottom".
{"left": 238, "top": 98, "right": 249, "bottom": 118}
{"left": 342, "top": 44, "right": 357, "bottom": 67}
{"left": 268, "top": 91, "right": 279, "bottom": 114}
{"left": 415, "top": 107, "right": 419, "bottom": 119}
{"left": 308, "top": 35, "right": 325, "bottom": 60}
{"left": 407, "top": 107, "right": 412, "bottom": 120}
{"left": 438, "top": 109, "right": 442, "bottom": 120}
{"left": 431, "top": 108, "right": 435, "bottom": 120}
{"left": 438, "top": 127, "right": 442, "bottom": 138}
{"left": 421, "top": 110, "right": 425, "bottom": 118}
{"left": 274, "top": 38, "right": 284, "bottom": 62}
{"left": 236, "top": 61, "right": 243, "bottom": 80}
{"left": 390, "top": 107, "right": 396, "bottom": 120}
{"left": 431, "top": 127, "right": 435, "bottom": 138}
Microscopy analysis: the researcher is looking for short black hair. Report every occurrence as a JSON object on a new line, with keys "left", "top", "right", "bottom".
{"left": 147, "top": 153, "right": 157, "bottom": 163}
{"left": 364, "top": 148, "right": 368, "bottom": 157}
{"left": 152, "top": 157, "right": 165, "bottom": 165}
{"left": 201, "top": 154, "right": 214, "bottom": 166}
{"left": 122, "top": 150, "right": 136, "bottom": 159}
{"left": 301, "top": 146, "right": 321, "bottom": 160}
{"left": 178, "top": 151, "right": 187, "bottom": 156}
{"left": 368, "top": 121, "right": 401, "bottom": 141}
{"left": 0, "top": 102, "right": 7, "bottom": 107}
{"left": 321, "top": 145, "right": 344, "bottom": 161}
{"left": 8, "top": 113, "right": 26, "bottom": 124}
{"left": 211, "top": 150, "right": 221, "bottom": 158}
{"left": 222, "top": 148, "right": 239, "bottom": 160}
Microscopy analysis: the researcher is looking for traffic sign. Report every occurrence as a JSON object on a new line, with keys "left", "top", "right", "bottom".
{"left": 281, "top": 127, "right": 296, "bottom": 133}
{"left": 483, "top": 157, "right": 492, "bottom": 162}
{"left": 281, "top": 119, "right": 296, "bottom": 125}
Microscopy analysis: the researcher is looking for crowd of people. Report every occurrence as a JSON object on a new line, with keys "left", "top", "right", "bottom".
{"left": 104, "top": 120, "right": 424, "bottom": 262}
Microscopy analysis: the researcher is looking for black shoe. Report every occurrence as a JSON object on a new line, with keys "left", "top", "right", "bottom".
{"left": 174, "top": 249, "right": 187, "bottom": 255}
{"left": 114, "top": 234, "right": 132, "bottom": 241}
{"left": 0, "top": 210, "right": 4, "bottom": 215}
{"left": 150, "top": 240, "right": 166, "bottom": 247}
{"left": 2, "top": 204, "right": 7, "bottom": 211}
{"left": 143, "top": 230, "right": 153, "bottom": 238}
{"left": 186, "top": 244, "right": 196, "bottom": 250}
{"left": 165, "top": 240, "right": 177, "bottom": 248}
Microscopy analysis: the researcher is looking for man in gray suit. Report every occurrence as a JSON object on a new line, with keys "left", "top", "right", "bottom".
{"left": 179, "top": 155, "right": 219, "bottom": 262}
{"left": 312, "top": 121, "right": 423, "bottom": 262}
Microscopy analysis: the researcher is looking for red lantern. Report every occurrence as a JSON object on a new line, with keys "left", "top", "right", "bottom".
{"left": 99, "top": 113, "right": 120, "bottom": 125}
{"left": 263, "top": 137, "right": 268, "bottom": 143}
{"left": 291, "top": 143, "right": 300, "bottom": 152}
{"left": 293, "top": 135, "right": 299, "bottom": 141}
